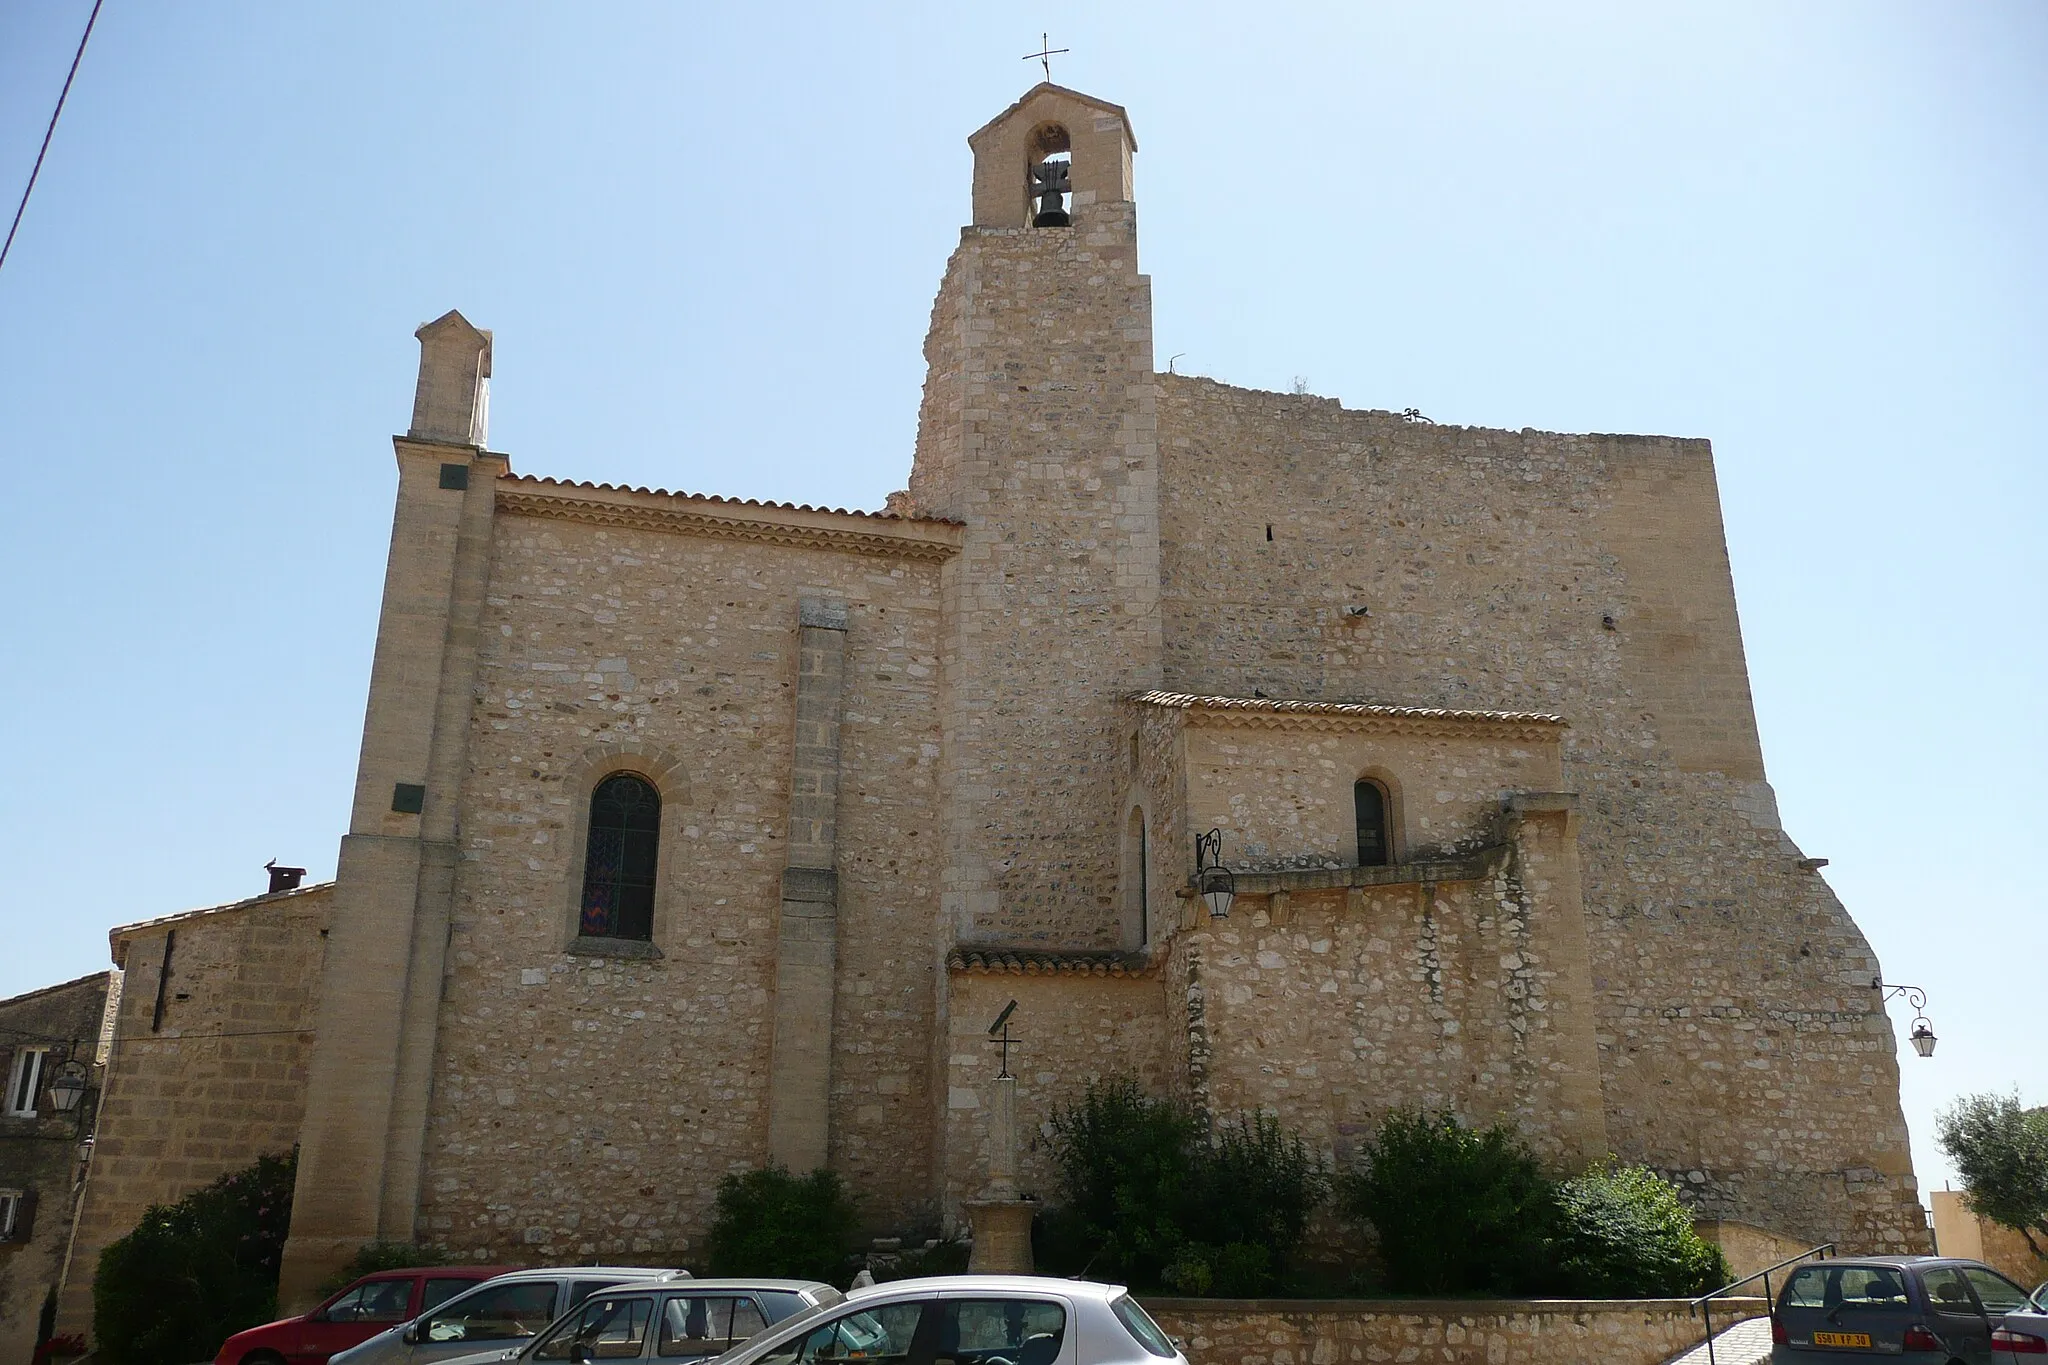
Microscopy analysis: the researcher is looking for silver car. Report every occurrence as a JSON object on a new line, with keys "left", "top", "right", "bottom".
{"left": 436, "top": 1278, "right": 844, "bottom": 1365}
{"left": 1995, "top": 1280, "right": 2048, "bottom": 1359}
{"left": 331, "top": 1267, "right": 683, "bottom": 1365}
{"left": 710, "top": 1275, "right": 1189, "bottom": 1365}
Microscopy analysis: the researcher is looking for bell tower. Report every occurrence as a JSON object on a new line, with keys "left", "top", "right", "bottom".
{"left": 911, "top": 85, "right": 1160, "bottom": 949}
{"left": 967, "top": 83, "right": 1137, "bottom": 229}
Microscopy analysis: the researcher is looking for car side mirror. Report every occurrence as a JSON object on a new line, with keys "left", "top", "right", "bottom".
{"left": 403, "top": 1323, "right": 422, "bottom": 1344}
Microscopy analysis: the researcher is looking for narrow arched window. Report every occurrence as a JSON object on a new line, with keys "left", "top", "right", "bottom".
{"left": 580, "top": 773, "right": 660, "bottom": 940}
{"left": 1122, "top": 806, "right": 1149, "bottom": 949}
{"left": 1355, "top": 779, "right": 1391, "bottom": 868}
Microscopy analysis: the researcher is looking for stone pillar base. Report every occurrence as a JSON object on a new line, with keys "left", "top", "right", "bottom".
{"left": 964, "top": 1199, "right": 1036, "bottom": 1275}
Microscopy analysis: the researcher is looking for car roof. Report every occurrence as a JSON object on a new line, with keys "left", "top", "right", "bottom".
{"left": 599, "top": 1278, "right": 831, "bottom": 1293}
{"left": 353, "top": 1264, "right": 514, "bottom": 1282}
{"left": 843, "top": 1275, "right": 1125, "bottom": 1303}
{"left": 473, "top": 1265, "right": 683, "bottom": 1282}
{"left": 1797, "top": 1256, "right": 1985, "bottom": 1268}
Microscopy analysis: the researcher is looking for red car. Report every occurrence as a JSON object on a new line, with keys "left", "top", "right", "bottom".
{"left": 215, "top": 1266, "right": 520, "bottom": 1365}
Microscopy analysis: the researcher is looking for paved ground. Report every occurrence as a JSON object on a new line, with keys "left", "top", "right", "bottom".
{"left": 1661, "top": 1315, "right": 1773, "bottom": 1365}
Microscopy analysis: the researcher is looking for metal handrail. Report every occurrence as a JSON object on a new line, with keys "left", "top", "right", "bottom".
{"left": 1688, "top": 1242, "right": 1834, "bottom": 1365}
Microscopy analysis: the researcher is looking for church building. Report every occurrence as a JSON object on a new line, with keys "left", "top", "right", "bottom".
{"left": 51, "top": 84, "right": 1929, "bottom": 1322}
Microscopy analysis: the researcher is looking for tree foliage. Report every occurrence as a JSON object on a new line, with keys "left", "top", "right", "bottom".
{"left": 1337, "top": 1110, "right": 1552, "bottom": 1294}
{"left": 1550, "top": 1161, "right": 1728, "bottom": 1297}
{"left": 1937, "top": 1091, "right": 2048, "bottom": 1259}
{"left": 1037, "top": 1077, "right": 1329, "bottom": 1296}
{"left": 703, "top": 1165, "right": 861, "bottom": 1285}
{"left": 93, "top": 1149, "right": 298, "bottom": 1365}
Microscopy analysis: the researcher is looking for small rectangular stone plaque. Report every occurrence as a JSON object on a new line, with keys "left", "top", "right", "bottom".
{"left": 390, "top": 782, "right": 426, "bottom": 814}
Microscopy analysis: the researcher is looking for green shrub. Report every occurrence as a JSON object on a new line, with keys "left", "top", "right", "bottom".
{"left": 1039, "top": 1077, "right": 1201, "bottom": 1287}
{"left": 93, "top": 1150, "right": 298, "bottom": 1365}
{"left": 1551, "top": 1162, "right": 1729, "bottom": 1297}
{"left": 1038, "top": 1077, "right": 1328, "bottom": 1296}
{"left": 703, "top": 1165, "right": 860, "bottom": 1285}
{"left": 317, "top": 1241, "right": 453, "bottom": 1298}
{"left": 1337, "top": 1110, "right": 1551, "bottom": 1295}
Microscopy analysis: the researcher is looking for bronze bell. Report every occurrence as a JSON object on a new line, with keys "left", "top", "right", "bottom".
{"left": 1030, "top": 157, "right": 1071, "bottom": 227}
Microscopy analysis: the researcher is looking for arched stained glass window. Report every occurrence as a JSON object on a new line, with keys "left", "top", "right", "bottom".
{"left": 580, "top": 773, "right": 659, "bottom": 940}
{"left": 1355, "top": 779, "right": 1391, "bottom": 868}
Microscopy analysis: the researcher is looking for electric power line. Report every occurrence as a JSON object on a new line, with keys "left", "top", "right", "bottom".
{"left": 0, "top": 0, "right": 105, "bottom": 279}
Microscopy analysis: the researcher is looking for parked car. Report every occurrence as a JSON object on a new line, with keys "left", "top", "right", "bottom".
{"left": 1769, "top": 1255, "right": 2034, "bottom": 1362}
{"left": 436, "top": 1278, "right": 844, "bottom": 1365}
{"left": 1993, "top": 1280, "right": 2048, "bottom": 1359}
{"left": 330, "top": 1268, "right": 683, "bottom": 1365}
{"left": 215, "top": 1266, "right": 519, "bottom": 1365}
{"left": 707, "top": 1275, "right": 1187, "bottom": 1365}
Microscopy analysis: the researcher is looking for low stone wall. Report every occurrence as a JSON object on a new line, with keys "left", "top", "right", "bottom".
{"left": 1142, "top": 1296, "right": 1768, "bottom": 1365}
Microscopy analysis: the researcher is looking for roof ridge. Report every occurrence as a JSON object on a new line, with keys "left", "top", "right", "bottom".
{"left": 0, "top": 970, "right": 112, "bottom": 1009}
{"left": 109, "top": 880, "right": 336, "bottom": 943}
{"left": 500, "top": 473, "right": 963, "bottom": 527}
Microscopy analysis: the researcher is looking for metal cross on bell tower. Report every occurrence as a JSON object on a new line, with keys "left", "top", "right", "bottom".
{"left": 1022, "top": 33, "right": 1069, "bottom": 83}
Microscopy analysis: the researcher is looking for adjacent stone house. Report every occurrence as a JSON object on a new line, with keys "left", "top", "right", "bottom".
{"left": 43, "top": 83, "right": 1932, "bottom": 1331}
{"left": 52, "top": 881, "right": 330, "bottom": 1337}
{"left": 0, "top": 972, "right": 111, "bottom": 1362}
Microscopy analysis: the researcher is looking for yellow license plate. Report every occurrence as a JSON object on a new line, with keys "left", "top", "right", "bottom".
{"left": 1812, "top": 1331, "right": 1872, "bottom": 1347}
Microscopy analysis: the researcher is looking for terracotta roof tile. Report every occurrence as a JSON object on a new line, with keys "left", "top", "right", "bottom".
{"left": 947, "top": 948, "right": 1156, "bottom": 978}
{"left": 1129, "top": 690, "right": 1566, "bottom": 726}
{"left": 500, "top": 474, "right": 962, "bottom": 526}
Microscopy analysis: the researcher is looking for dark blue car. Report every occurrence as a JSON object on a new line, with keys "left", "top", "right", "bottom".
{"left": 1769, "top": 1256, "right": 2034, "bottom": 1363}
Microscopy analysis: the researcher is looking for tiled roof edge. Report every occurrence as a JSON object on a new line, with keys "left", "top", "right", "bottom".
{"left": 1128, "top": 690, "right": 1567, "bottom": 727}
{"left": 946, "top": 948, "right": 1158, "bottom": 978}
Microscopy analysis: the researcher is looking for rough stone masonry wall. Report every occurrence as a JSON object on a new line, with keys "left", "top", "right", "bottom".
{"left": 1176, "top": 869, "right": 1607, "bottom": 1171}
{"left": 906, "top": 200, "right": 1163, "bottom": 951}
{"left": 0, "top": 973, "right": 110, "bottom": 1364}
{"left": 1143, "top": 1297, "right": 1765, "bottom": 1365}
{"left": 1154, "top": 376, "right": 1923, "bottom": 1251}
{"left": 415, "top": 510, "right": 947, "bottom": 1261}
{"left": 58, "top": 887, "right": 329, "bottom": 1338}
{"left": 941, "top": 966, "right": 1170, "bottom": 1217}
{"left": 1177, "top": 721, "right": 1562, "bottom": 869}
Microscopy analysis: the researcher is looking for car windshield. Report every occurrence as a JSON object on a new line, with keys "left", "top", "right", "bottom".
{"left": 1781, "top": 1265, "right": 1909, "bottom": 1311}
{"left": 423, "top": 1280, "right": 559, "bottom": 1343}
{"left": 2033, "top": 1282, "right": 2048, "bottom": 1312}
{"left": 531, "top": 1295, "right": 655, "bottom": 1360}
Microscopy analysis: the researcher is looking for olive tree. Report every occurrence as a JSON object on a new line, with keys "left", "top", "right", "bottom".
{"left": 1936, "top": 1091, "right": 2048, "bottom": 1259}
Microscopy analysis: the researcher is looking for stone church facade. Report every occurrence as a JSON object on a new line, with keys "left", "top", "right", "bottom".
{"left": 53, "top": 83, "right": 1930, "bottom": 1323}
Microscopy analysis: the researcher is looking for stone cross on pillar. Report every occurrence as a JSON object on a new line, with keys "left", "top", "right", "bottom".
{"left": 966, "top": 1002, "right": 1035, "bottom": 1273}
{"left": 986, "top": 1074, "right": 1019, "bottom": 1202}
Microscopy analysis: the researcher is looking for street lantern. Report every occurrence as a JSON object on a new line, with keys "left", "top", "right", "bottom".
{"left": 48, "top": 1060, "right": 88, "bottom": 1113}
{"left": 1873, "top": 978, "right": 1938, "bottom": 1060}
{"left": 1908, "top": 1021, "right": 1937, "bottom": 1059}
{"left": 1195, "top": 829, "right": 1235, "bottom": 920}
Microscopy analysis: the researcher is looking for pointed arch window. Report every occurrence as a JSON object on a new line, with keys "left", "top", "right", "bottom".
{"left": 580, "top": 773, "right": 660, "bottom": 940}
{"left": 1355, "top": 779, "right": 1392, "bottom": 868}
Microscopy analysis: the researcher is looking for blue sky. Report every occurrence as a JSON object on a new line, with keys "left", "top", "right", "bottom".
{"left": 0, "top": 3, "right": 2039, "bottom": 1200}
